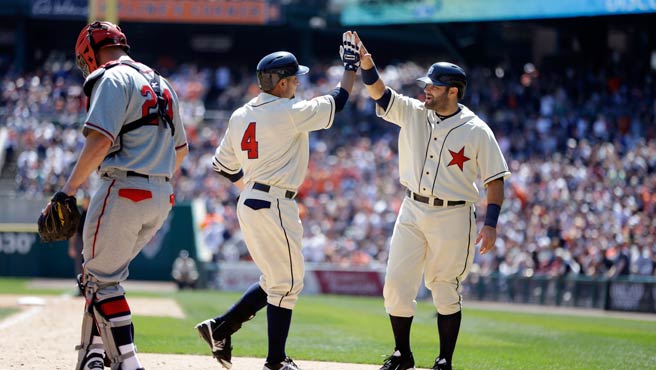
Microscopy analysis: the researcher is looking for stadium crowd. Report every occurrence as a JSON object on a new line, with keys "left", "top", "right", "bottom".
{"left": 1, "top": 51, "right": 655, "bottom": 279}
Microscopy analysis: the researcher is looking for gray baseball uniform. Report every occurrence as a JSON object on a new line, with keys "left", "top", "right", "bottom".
{"left": 213, "top": 92, "right": 335, "bottom": 309}
{"left": 82, "top": 55, "right": 187, "bottom": 282}
{"left": 69, "top": 21, "right": 189, "bottom": 370}
{"left": 378, "top": 88, "right": 510, "bottom": 316}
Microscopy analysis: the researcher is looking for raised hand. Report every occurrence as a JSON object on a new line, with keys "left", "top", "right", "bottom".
{"left": 339, "top": 31, "right": 361, "bottom": 71}
{"left": 354, "top": 32, "right": 374, "bottom": 70}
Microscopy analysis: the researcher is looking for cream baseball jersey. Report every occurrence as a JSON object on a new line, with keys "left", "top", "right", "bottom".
{"left": 213, "top": 92, "right": 335, "bottom": 189}
{"left": 376, "top": 88, "right": 510, "bottom": 201}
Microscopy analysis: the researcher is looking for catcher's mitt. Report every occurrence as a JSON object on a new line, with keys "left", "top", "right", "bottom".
{"left": 38, "top": 192, "right": 81, "bottom": 243}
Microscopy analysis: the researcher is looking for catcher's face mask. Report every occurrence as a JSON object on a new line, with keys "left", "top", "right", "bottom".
{"left": 75, "top": 21, "right": 130, "bottom": 78}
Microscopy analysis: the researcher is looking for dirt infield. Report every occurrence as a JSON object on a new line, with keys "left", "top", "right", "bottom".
{"left": 0, "top": 293, "right": 406, "bottom": 370}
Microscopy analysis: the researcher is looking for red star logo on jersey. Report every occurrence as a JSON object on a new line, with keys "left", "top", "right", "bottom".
{"left": 447, "top": 147, "right": 470, "bottom": 171}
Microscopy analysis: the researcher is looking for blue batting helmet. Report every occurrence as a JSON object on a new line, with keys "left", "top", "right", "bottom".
{"left": 256, "top": 51, "right": 309, "bottom": 91}
{"left": 417, "top": 62, "right": 467, "bottom": 99}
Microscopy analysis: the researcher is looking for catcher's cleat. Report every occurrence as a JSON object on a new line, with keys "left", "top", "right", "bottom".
{"left": 196, "top": 319, "right": 233, "bottom": 369}
{"left": 263, "top": 357, "right": 302, "bottom": 370}
{"left": 379, "top": 349, "right": 415, "bottom": 370}
{"left": 80, "top": 353, "right": 104, "bottom": 370}
{"left": 432, "top": 357, "right": 452, "bottom": 370}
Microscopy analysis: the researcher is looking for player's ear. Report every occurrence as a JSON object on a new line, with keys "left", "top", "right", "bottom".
{"left": 275, "top": 78, "right": 285, "bottom": 92}
{"left": 449, "top": 86, "right": 459, "bottom": 99}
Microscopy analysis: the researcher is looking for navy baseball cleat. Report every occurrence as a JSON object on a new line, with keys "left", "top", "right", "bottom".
{"left": 263, "top": 357, "right": 302, "bottom": 370}
{"left": 432, "top": 357, "right": 452, "bottom": 370}
{"left": 196, "top": 318, "right": 233, "bottom": 369}
{"left": 379, "top": 350, "right": 415, "bottom": 370}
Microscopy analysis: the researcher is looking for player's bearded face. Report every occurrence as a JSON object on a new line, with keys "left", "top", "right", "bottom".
{"left": 423, "top": 85, "right": 450, "bottom": 111}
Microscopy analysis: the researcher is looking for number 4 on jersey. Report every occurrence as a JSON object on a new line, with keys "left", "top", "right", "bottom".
{"left": 241, "top": 122, "right": 259, "bottom": 159}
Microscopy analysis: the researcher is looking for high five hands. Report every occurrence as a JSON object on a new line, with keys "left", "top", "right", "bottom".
{"left": 340, "top": 31, "right": 361, "bottom": 71}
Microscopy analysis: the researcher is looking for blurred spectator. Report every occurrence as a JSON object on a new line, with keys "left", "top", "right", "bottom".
{"left": 171, "top": 249, "right": 199, "bottom": 290}
{"left": 3, "top": 50, "right": 655, "bottom": 277}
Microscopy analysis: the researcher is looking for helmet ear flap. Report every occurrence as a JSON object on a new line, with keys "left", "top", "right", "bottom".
{"left": 257, "top": 71, "right": 281, "bottom": 92}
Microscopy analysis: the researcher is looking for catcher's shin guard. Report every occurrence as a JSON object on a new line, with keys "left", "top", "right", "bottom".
{"left": 77, "top": 275, "right": 135, "bottom": 370}
{"left": 75, "top": 310, "right": 104, "bottom": 370}
{"left": 93, "top": 294, "right": 135, "bottom": 370}
{"left": 76, "top": 275, "right": 102, "bottom": 370}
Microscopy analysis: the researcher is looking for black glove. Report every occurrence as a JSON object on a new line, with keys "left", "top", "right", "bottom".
{"left": 339, "top": 32, "right": 361, "bottom": 71}
{"left": 38, "top": 192, "right": 81, "bottom": 243}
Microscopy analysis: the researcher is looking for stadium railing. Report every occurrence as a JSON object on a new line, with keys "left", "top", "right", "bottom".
{"left": 463, "top": 273, "right": 656, "bottom": 313}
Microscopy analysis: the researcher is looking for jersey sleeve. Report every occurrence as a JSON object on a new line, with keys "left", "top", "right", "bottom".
{"left": 82, "top": 75, "right": 127, "bottom": 142}
{"left": 167, "top": 81, "right": 188, "bottom": 150}
{"left": 212, "top": 121, "right": 241, "bottom": 176}
{"left": 289, "top": 95, "right": 335, "bottom": 132}
{"left": 476, "top": 124, "right": 511, "bottom": 186}
{"left": 375, "top": 88, "right": 423, "bottom": 128}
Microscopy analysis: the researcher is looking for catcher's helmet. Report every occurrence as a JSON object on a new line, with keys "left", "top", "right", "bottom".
{"left": 75, "top": 21, "right": 130, "bottom": 78}
{"left": 417, "top": 62, "right": 467, "bottom": 99}
{"left": 256, "top": 51, "right": 309, "bottom": 91}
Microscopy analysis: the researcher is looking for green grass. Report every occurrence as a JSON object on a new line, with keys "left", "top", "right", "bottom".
{"left": 0, "top": 277, "right": 73, "bottom": 295}
{"left": 1, "top": 279, "right": 654, "bottom": 369}
{"left": 0, "top": 307, "right": 19, "bottom": 320}
{"left": 131, "top": 290, "right": 656, "bottom": 370}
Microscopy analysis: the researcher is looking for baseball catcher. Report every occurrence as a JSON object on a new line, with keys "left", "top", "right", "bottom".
{"left": 37, "top": 20, "right": 188, "bottom": 370}
{"left": 38, "top": 191, "right": 81, "bottom": 243}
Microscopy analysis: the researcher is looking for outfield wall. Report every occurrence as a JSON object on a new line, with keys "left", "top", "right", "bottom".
{"left": 0, "top": 203, "right": 199, "bottom": 281}
{"left": 212, "top": 261, "right": 411, "bottom": 297}
{"left": 210, "top": 262, "right": 656, "bottom": 314}
{"left": 465, "top": 274, "right": 656, "bottom": 314}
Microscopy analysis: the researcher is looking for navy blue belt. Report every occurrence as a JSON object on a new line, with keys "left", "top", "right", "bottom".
{"left": 407, "top": 189, "right": 465, "bottom": 207}
{"left": 253, "top": 182, "right": 296, "bottom": 199}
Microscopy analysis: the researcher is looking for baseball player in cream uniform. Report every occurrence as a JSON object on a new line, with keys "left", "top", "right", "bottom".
{"left": 356, "top": 34, "right": 510, "bottom": 370}
{"left": 196, "top": 33, "right": 360, "bottom": 370}
{"left": 62, "top": 21, "right": 188, "bottom": 370}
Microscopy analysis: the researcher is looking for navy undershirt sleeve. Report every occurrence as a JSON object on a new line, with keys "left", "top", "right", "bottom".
{"left": 330, "top": 87, "right": 349, "bottom": 112}
{"left": 218, "top": 169, "right": 244, "bottom": 183}
{"left": 375, "top": 88, "right": 392, "bottom": 111}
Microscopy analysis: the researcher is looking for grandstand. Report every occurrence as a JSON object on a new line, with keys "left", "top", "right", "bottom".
{"left": 0, "top": 0, "right": 654, "bottom": 313}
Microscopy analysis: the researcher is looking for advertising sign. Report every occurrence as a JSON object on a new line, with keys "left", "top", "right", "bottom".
{"left": 30, "top": 0, "right": 88, "bottom": 19}
{"left": 95, "top": 0, "right": 282, "bottom": 24}
{"left": 342, "top": 0, "right": 656, "bottom": 26}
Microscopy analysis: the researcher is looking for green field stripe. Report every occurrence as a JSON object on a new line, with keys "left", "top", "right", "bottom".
{"left": 130, "top": 290, "right": 656, "bottom": 369}
{"left": 2, "top": 280, "right": 655, "bottom": 369}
